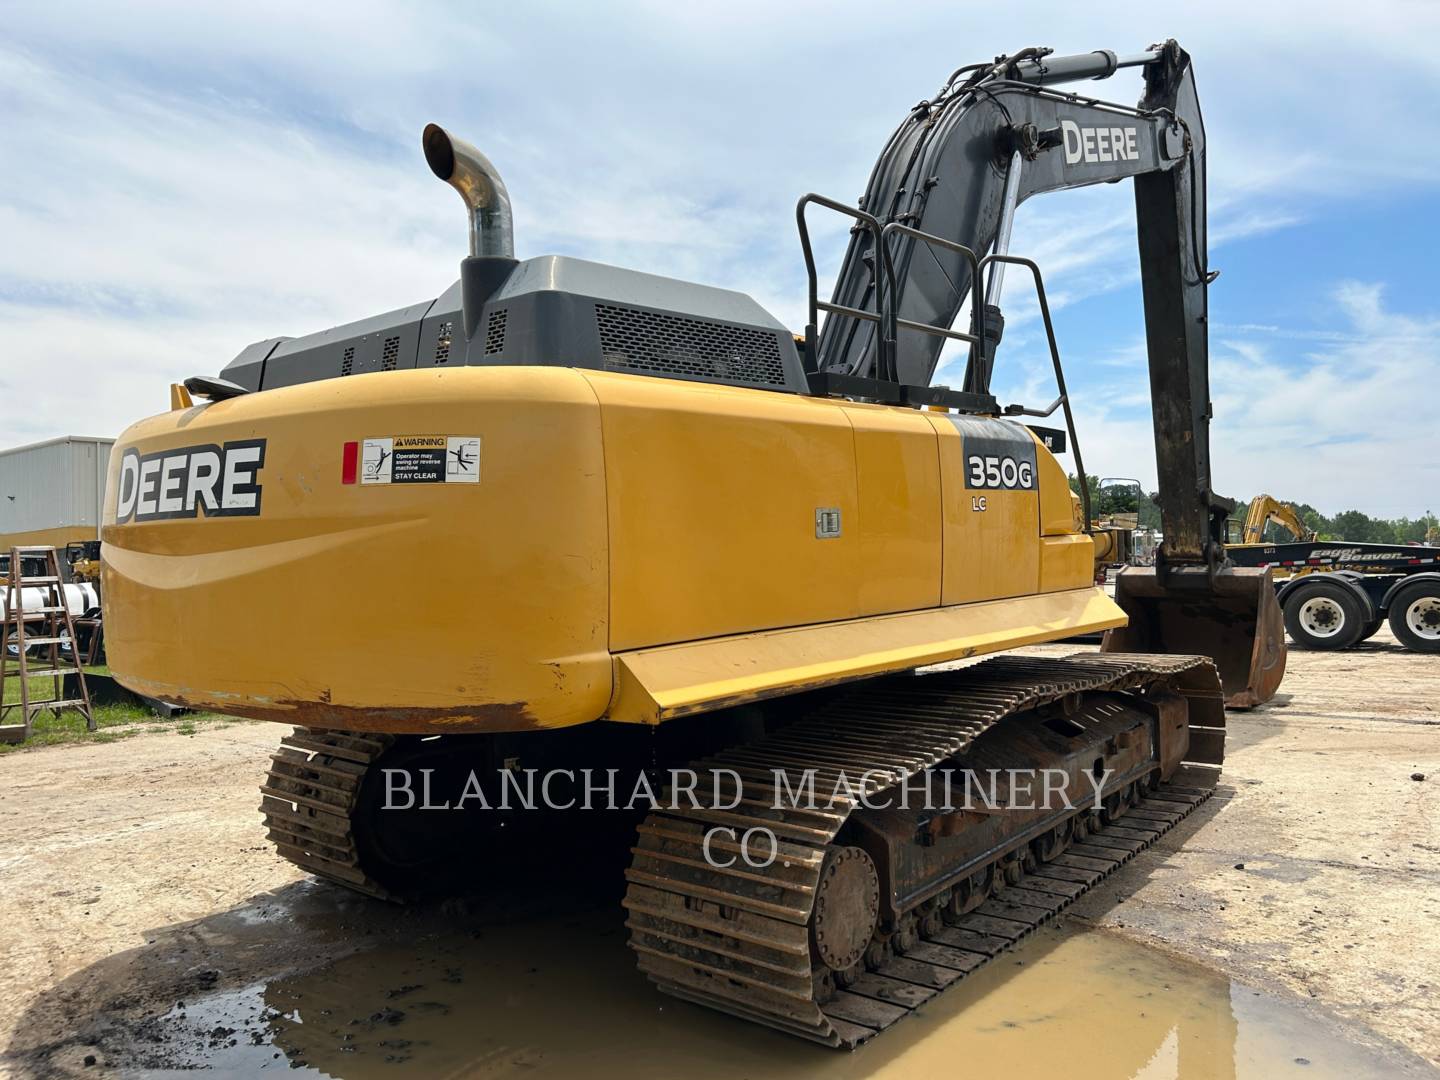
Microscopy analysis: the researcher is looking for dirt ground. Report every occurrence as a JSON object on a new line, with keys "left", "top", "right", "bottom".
{"left": 0, "top": 630, "right": 1436, "bottom": 1076}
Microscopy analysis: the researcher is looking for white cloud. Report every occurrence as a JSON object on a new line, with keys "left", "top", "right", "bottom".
{"left": 1050, "top": 283, "right": 1440, "bottom": 517}
{"left": 1210, "top": 282, "right": 1440, "bottom": 516}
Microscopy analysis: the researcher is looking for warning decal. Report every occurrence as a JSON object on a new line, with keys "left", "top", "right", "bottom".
{"left": 351, "top": 435, "right": 480, "bottom": 485}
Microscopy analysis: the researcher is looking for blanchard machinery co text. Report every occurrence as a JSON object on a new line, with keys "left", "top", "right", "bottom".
{"left": 381, "top": 765, "right": 1115, "bottom": 868}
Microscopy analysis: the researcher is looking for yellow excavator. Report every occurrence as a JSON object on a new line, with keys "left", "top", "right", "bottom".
{"left": 1234, "top": 493, "right": 1315, "bottom": 546}
{"left": 102, "top": 41, "right": 1284, "bottom": 1047}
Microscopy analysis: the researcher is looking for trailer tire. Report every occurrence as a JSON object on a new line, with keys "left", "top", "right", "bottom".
{"left": 5, "top": 628, "right": 36, "bottom": 659}
{"left": 1387, "top": 580, "right": 1440, "bottom": 653}
{"left": 1283, "top": 579, "right": 1365, "bottom": 650}
{"left": 1358, "top": 617, "right": 1384, "bottom": 643}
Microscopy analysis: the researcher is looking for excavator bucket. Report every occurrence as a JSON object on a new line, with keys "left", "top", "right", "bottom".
{"left": 1103, "top": 566, "right": 1287, "bottom": 708}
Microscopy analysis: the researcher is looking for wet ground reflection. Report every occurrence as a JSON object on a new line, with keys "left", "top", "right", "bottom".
{"left": 148, "top": 903, "right": 1428, "bottom": 1079}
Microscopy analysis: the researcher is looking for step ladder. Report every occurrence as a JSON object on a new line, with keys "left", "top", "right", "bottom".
{"left": 1, "top": 545, "right": 95, "bottom": 743}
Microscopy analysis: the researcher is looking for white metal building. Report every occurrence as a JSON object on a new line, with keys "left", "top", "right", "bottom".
{"left": 0, "top": 436, "right": 114, "bottom": 550}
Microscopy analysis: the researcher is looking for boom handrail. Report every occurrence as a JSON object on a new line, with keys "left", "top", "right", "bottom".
{"left": 796, "top": 194, "right": 895, "bottom": 381}
{"left": 878, "top": 223, "right": 987, "bottom": 381}
{"left": 978, "top": 251, "right": 1089, "bottom": 531}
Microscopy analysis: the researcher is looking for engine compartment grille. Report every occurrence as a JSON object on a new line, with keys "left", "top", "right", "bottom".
{"left": 484, "top": 309, "right": 507, "bottom": 355}
{"left": 595, "top": 303, "right": 787, "bottom": 388}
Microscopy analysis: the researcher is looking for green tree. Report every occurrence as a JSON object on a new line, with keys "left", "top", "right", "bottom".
{"left": 1139, "top": 492, "right": 1161, "bottom": 531}
{"left": 1397, "top": 513, "right": 1438, "bottom": 544}
{"left": 1330, "top": 509, "right": 1398, "bottom": 543}
{"left": 1073, "top": 482, "right": 1438, "bottom": 547}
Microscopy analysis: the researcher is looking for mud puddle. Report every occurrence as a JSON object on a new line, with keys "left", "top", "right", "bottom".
{"left": 125, "top": 904, "right": 1429, "bottom": 1079}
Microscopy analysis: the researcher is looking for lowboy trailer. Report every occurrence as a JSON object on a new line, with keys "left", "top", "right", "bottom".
{"left": 1225, "top": 541, "right": 1440, "bottom": 652}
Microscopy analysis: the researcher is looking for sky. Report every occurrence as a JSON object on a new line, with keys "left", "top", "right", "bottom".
{"left": 2, "top": 1, "right": 1438, "bottom": 517}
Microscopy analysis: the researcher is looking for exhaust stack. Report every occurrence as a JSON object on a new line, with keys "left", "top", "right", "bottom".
{"left": 423, "top": 123, "right": 514, "bottom": 259}
{"left": 423, "top": 123, "right": 519, "bottom": 344}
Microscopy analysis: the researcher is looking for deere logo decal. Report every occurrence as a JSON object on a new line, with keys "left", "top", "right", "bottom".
{"left": 1061, "top": 119, "right": 1138, "bottom": 165}
{"left": 115, "top": 439, "right": 266, "bottom": 523}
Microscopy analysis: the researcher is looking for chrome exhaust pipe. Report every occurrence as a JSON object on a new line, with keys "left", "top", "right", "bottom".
{"left": 422, "top": 123, "right": 514, "bottom": 259}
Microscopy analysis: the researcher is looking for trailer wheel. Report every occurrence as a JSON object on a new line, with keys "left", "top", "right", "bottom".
{"left": 1282, "top": 580, "right": 1365, "bottom": 650}
{"left": 5, "top": 628, "right": 36, "bottom": 659}
{"left": 1358, "top": 617, "right": 1384, "bottom": 642}
{"left": 1388, "top": 580, "right": 1440, "bottom": 653}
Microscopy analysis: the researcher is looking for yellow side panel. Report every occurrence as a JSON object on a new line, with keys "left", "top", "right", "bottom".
{"left": 1034, "top": 431, "right": 1080, "bottom": 536}
{"left": 609, "top": 586, "right": 1127, "bottom": 724}
{"left": 587, "top": 372, "right": 861, "bottom": 651}
{"left": 841, "top": 402, "right": 942, "bottom": 614}
{"left": 102, "top": 368, "right": 611, "bottom": 732}
{"left": 1040, "top": 533, "right": 1097, "bottom": 592}
{"left": 928, "top": 414, "right": 1039, "bottom": 605}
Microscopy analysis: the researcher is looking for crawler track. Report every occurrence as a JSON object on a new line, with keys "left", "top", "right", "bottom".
{"left": 259, "top": 728, "right": 396, "bottom": 900}
{"left": 257, "top": 653, "right": 1224, "bottom": 1049}
{"left": 622, "top": 652, "right": 1224, "bottom": 1048}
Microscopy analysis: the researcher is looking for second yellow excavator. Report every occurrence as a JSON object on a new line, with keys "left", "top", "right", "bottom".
{"left": 1234, "top": 493, "right": 1316, "bottom": 546}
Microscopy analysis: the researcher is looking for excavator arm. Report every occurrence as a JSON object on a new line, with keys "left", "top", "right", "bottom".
{"left": 812, "top": 40, "right": 1285, "bottom": 705}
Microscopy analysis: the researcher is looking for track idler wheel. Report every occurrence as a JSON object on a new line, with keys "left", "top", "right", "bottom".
{"left": 811, "top": 846, "right": 880, "bottom": 975}
{"left": 1001, "top": 850, "right": 1027, "bottom": 887}
{"left": 918, "top": 895, "right": 945, "bottom": 938}
{"left": 892, "top": 912, "right": 921, "bottom": 955}
{"left": 833, "top": 960, "right": 865, "bottom": 989}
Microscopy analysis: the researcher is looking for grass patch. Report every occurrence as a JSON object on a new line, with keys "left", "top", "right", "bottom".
{"left": 1, "top": 663, "right": 237, "bottom": 753}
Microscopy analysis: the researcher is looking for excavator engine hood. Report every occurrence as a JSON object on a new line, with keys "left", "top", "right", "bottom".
{"left": 1104, "top": 565, "right": 1286, "bottom": 708}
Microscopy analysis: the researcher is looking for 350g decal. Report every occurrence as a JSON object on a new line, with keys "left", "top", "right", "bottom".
{"left": 951, "top": 420, "right": 1040, "bottom": 493}
{"left": 114, "top": 439, "right": 266, "bottom": 523}
{"left": 966, "top": 453, "right": 1035, "bottom": 491}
